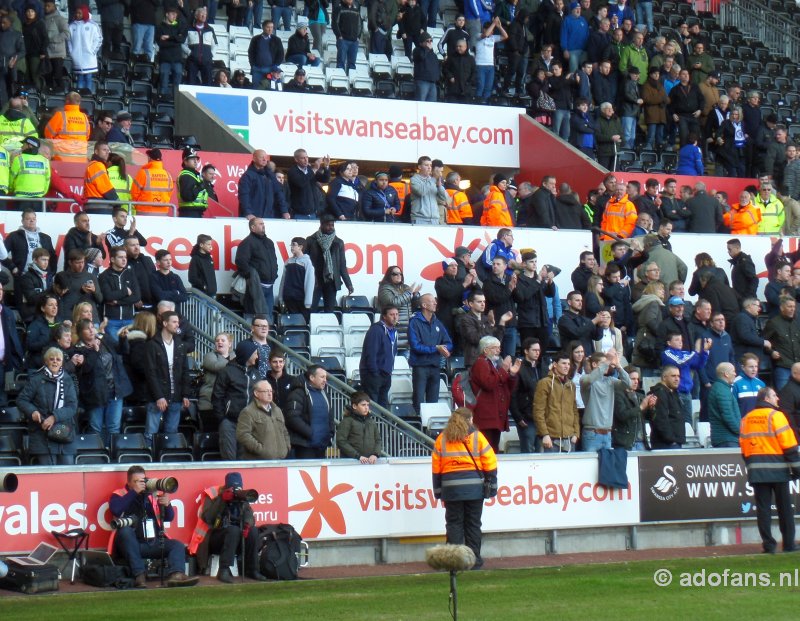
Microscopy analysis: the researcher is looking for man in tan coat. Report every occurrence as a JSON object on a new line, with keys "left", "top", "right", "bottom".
{"left": 236, "top": 380, "right": 291, "bottom": 460}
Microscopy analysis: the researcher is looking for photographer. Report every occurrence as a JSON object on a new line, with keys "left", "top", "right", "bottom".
{"left": 187, "top": 472, "right": 266, "bottom": 583}
{"left": 108, "top": 465, "right": 198, "bottom": 588}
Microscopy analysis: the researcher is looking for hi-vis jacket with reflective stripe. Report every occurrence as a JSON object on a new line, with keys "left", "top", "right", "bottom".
{"left": 740, "top": 405, "right": 800, "bottom": 483}
{"left": 432, "top": 429, "right": 497, "bottom": 501}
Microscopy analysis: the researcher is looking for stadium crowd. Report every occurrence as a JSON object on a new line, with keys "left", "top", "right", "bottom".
{"left": 0, "top": 147, "right": 799, "bottom": 465}
{"left": 0, "top": 0, "right": 800, "bottom": 179}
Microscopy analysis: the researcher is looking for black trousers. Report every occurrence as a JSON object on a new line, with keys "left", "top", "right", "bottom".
{"left": 753, "top": 481, "right": 796, "bottom": 552}
{"left": 207, "top": 524, "right": 260, "bottom": 574}
{"left": 360, "top": 371, "right": 391, "bottom": 409}
{"left": 444, "top": 498, "right": 484, "bottom": 562}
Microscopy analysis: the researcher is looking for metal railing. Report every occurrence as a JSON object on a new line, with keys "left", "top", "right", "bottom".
{"left": 183, "top": 289, "right": 435, "bottom": 457}
{"left": 718, "top": 0, "right": 800, "bottom": 61}
{"left": 0, "top": 195, "right": 178, "bottom": 216}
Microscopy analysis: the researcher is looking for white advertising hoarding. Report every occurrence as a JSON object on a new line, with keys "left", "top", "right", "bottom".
{"left": 180, "top": 85, "right": 523, "bottom": 167}
{"left": 286, "top": 456, "right": 640, "bottom": 540}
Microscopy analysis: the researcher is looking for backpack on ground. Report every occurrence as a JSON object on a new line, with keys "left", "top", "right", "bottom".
{"left": 82, "top": 564, "right": 135, "bottom": 589}
{"left": 452, "top": 369, "right": 481, "bottom": 409}
{"left": 258, "top": 523, "right": 302, "bottom": 580}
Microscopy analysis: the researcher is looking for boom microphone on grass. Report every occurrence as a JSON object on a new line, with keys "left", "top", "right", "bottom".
{"left": 1, "top": 472, "right": 18, "bottom": 493}
{"left": 426, "top": 545, "right": 477, "bottom": 621}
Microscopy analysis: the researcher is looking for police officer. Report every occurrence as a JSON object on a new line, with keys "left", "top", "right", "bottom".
{"left": 187, "top": 472, "right": 266, "bottom": 583}
{"left": 10, "top": 137, "right": 50, "bottom": 211}
{"left": 132, "top": 148, "right": 175, "bottom": 215}
{"left": 740, "top": 386, "right": 800, "bottom": 553}
{"left": 177, "top": 146, "right": 216, "bottom": 218}
{"left": 0, "top": 89, "right": 37, "bottom": 151}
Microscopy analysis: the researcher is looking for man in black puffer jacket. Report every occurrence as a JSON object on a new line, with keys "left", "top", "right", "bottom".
{"left": 236, "top": 217, "right": 279, "bottom": 318}
{"left": 212, "top": 340, "right": 261, "bottom": 461}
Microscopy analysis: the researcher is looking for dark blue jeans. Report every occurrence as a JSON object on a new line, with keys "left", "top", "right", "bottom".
{"left": 114, "top": 526, "right": 187, "bottom": 576}
{"left": 337, "top": 38, "right": 358, "bottom": 73}
{"left": 361, "top": 372, "right": 391, "bottom": 409}
{"left": 412, "top": 365, "right": 440, "bottom": 414}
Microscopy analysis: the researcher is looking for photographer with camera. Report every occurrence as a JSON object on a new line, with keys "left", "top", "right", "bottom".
{"left": 188, "top": 472, "right": 266, "bottom": 583}
{"left": 108, "top": 465, "right": 198, "bottom": 588}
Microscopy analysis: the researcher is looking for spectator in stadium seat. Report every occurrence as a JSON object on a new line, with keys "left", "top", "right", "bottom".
{"left": 646, "top": 365, "right": 684, "bottom": 449}
{"left": 3, "top": 210, "right": 56, "bottom": 285}
{"left": 409, "top": 155, "right": 446, "bottom": 224}
{"left": 361, "top": 171, "right": 401, "bottom": 222}
{"left": 765, "top": 296, "right": 800, "bottom": 391}
{"left": 306, "top": 214, "right": 354, "bottom": 312}
{"left": 570, "top": 97, "right": 595, "bottom": 159}
{"left": 706, "top": 362, "right": 740, "bottom": 448}
{"left": 502, "top": 10, "right": 530, "bottom": 95}
{"left": 149, "top": 249, "right": 187, "bottom": 309}
{"left": 231, "top": 69, "right": 252, "bottom": 88}
{"left": 668, "top": 68, "right": 702, "bottom": 147}
{"left": 286, "top": 149, "right": 328, "bottom": 220}
{"left": 408, "top": 293, "right": 452, "bottom": 414}
{"left": 397, "top": 0, "right": 425, "bottom": 59}
{"left": 367, "top": 0, "right": 394, "bottom": 59}
{"left": 482, "top": 256, "right": 519, "bottom": 358}
{"left": 778, "top": 362, "right": 800, "bottom": 435}
{"left": 785, "top": 145, "right": 800, "bottom": 201}
{"left": 278, "top": 236, "right": 314, "bottom": 319}
{"left": 526, "top": 176, "right": 558, "bottom": 229}
{"left": 438, "top": 14, "right": 468, "bottom": 56}
{"left": 99, "top": 245, "right": 141, "bottom": 340}
{"left": 58, "top": 248, "right": 102, "bottom": 323}
{"left": 475, "top": 17, "right": 507, "bottom": 104}
{"left": 333, "top": 0, "right": 361, "bottom": 74}
{"left": 675, "top": 132, "right": 703, "bottom": 176}
{"left": 555, "top": 182, "right": 590, "bottom": 230}
{"left": 188, "top": 234, "right": 217, "bottom": 297}
{"left": 105, "top": 111, "right": 135, "bottom": 147}
{"left": 68, "top": 6, "right": 102, "bottom": 94}
{"left": 560, "top": 1, "right": 588, "bottom": 74}
{"left": 509, "top": 337, "right": 542, "bottom": 453}
{"left": 325, "top": 160, "right": 360, "bottom": 220}
{"left": 581, "top": 349, "right": 630, "bottom": 452}
{"left": 434, "top": 259, "right": 465, "bottom": 337}
{"left": 63, "top": 211, "right": 106, "bottom": 261}
{"left": 456, "top": 288, "right": 507, "bottom": 367}
{"left": 686, "top": 41, "right": 712, "bottom": 85}
{"left": 684, "top": 181, "right": 720, "bottom": 233}
{"left": 533, "top": 350, "right": 579, "bottom": 453}
{"left": 129, "top": 0, "right": 158, "bottom": 62}
{"left": 359, "top": 305, "right": 398, "bottom": 408}
{"left": 19, "top": 345, "right": 76, "bottom": 464}
{"left": 210, "top": 338, "right": 260, "bottom": 459}
{"left": 470, "top": 335, "right": 520, "bottom": 451}
{"left": 412, "top": 32, "right": 441, "bottom": 102}
{"left": 442, "top": 38, "right": 476, "bottom": 103}
{"left": 594, "top": 102, "right": 622, "bottom": 170}
{"left": 731, "top": 298, "right": 769, "bottom": 365}
{"left": 238, "top": 149, "right": 289, "bottom": 220}
{"left": 17, "top": 247, "right": 52, "bottom": 323}
{"left": 558, "top": 290, "right": 597, "bottom": 356}
{"left": 155, "top": 5, "right": 187, "bottom": 96}
{"left": 89, "top": 110, "right": 111, "bottom": 142}
{"left": 236, "top": 218, "right": 278, "bottom": 319}
{"left": 265, "top": 350, "right": 297, "bottom": 411}
{"left": 336, "top": 391, "right": 383, "bottom": 462}
{"left": 286, "top": 20, "right": 320, "bottom": 67}
{"left": 570, "top": 250, "right": 596, "bottom": 294}
{"left": 121, "top": 236, "right": 154, "bottom": 309}
{"left": 185, "top": 7, "right": 216, "bottom": 85}
{"left": 732, "top": 352, "right": 766, "bottom": 419}
{"left": 143, "top": 310, "right": 191, "bottom": 447}
{"left": 714, "top": 105, "right": 746, "bottom": 178}
{"left": 285, "top": 365, "right": 334, "bottom": 458}
{"left": 248, "top": 19, "right": 284, "bottom": 87}
{"left": 236, "top": 378, "right": 291, "bottom": 462}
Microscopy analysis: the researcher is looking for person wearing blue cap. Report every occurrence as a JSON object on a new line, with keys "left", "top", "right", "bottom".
{"left": 187, "top": 471, "right": 266, "bottom": 583}
{"left": 560, "top": 0, "right": 589, "bottom": 74}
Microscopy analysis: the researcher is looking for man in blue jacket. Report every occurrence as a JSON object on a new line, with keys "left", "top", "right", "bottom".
{"left": 359, "top": 305, "right": 399, "bottom": 408}
{"left": 560, "top": 1, "right": 589, "bottom": 73}
{"left": 238, "top": 150, "right": 289, "bottom": 220}
{"left": 408, "top": 293, "right": 452, "bottom": 414}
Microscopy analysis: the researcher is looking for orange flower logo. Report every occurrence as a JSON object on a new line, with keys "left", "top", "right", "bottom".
{"left": 419, "top": 228, "right": 492, "bottom": 281}
{"left": 288, "top": 467, "right": 353, "bottom": 538}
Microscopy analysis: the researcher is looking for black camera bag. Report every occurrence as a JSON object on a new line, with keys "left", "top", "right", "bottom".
{"left": 258, "top": 524, "right": 302, "bottom": 580}
{"left": 83, "top": 564, "right": 135, "bottom": 589}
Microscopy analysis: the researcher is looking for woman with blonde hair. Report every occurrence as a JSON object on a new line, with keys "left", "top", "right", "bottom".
{"left": 71, "top": 301, "right": 103, "bottom": 343}
{"left": 122, "top": 311, "right": 158, "bottom": 405}
{"left": 431, "top": 407, "right": 497, "bottom": 570}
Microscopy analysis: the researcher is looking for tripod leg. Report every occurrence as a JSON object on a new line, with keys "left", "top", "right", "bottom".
{"left": 450, "top": 571, "right": 457, "bottom": 621}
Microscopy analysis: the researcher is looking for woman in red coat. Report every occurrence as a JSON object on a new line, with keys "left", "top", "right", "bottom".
{"left": 469, "top": 335, "right": 521, "bottom": 451}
